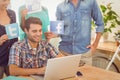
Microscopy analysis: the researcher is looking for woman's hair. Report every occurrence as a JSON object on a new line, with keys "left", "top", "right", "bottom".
{"left": 25, "top": 17, "right": 42, "bottom": 31}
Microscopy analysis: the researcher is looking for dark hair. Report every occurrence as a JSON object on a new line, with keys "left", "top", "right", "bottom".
{"left": 25, "top": 17, "right": 42, "bottom": 31}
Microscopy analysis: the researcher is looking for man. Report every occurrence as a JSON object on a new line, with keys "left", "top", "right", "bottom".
{"left": 8, "top": 17, "right": 62, "bottom": 76}
{"left": 46, "top": 0, "right": 104, "bottom": 65}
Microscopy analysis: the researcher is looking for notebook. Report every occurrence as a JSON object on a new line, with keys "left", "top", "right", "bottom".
{"left": 44, "top": 54, "right": 81, "bottom": 80}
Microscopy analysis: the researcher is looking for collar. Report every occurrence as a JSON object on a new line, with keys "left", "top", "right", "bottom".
{"left": 25, "top": 38, "right": 48, "bottom": 55}
{"left": 25, "top": 39, "right": 32, "bottom": 50}
{"left": 27, "top": 41, "right": 32, "bottom": 50}
{"left": 26, "top": 39, "right": 39, "bottom": 55}
{"left": 26, "top": 38, "right": 42, "bottom": 51}
{"left": 26, "top": 38, "right": 39, "bottom": 50}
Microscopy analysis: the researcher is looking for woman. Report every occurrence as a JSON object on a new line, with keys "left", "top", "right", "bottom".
{"left": 19, "top": 2, "right": 50, "bottom": 40}
{"left": 0, "top": 0, "right": 18, "bottom": 78}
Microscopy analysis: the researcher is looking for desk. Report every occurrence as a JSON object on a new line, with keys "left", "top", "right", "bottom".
{"left": 94, "top": 41, "right": 120, "bottom": 71}
{"left": 20, "top": 65, "right": 120, "bottom": 80}
{"left": 19, "top": 65, "right": 120, "bottom": 80}
{"left": 65, "top": 65, "right": 120, "bottom": 80}
{"left": 96, "top": 41, "right": 117, "bottom": 52}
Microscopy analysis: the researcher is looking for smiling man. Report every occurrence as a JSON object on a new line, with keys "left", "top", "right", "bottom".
{"left": 8, "top": 17, "right": 61, "bottom": 77}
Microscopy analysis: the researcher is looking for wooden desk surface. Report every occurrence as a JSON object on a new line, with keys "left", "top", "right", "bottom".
{"left": 19, "top": 65, "right": 120, "bottom": 80}
{"left": 65, "top": 65, "right": 120, "bottom": 80}
{"left": 97, "top": 41, "right": 118, "bottom": 52}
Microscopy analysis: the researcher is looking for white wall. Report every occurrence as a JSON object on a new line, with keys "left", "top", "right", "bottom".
{"left": 10, "top": 0, "right": 120, "bottom": 20}
{"left": 10, "top": 0, "right": 120, "bottom": 43}
{"left": 10, "top": 0, "right": 64, "bottom": 22}
{"left": 41, "top": 0, "right": 64, "bottom": 20}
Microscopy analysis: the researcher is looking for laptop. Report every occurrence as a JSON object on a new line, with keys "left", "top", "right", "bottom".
{"left": 44, "top": 54, "right": 81, "bottom": 80}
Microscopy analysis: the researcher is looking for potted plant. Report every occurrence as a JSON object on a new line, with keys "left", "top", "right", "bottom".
{"left": 100, "top": 3, "right": 120, "bottom": 33}
{"left": 92, "top": 3, "right": 120, "bottom": 41}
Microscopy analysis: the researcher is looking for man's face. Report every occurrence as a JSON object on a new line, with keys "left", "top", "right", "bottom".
{"left": 25, "top": 23, "right": 42, "bottom": 43}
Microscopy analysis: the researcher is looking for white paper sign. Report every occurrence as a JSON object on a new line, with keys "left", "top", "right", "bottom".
{"left": 25, "top": 0, "right": 41, "bottom": 14}
{"left": 5, "top": 23, "right": 19, "bottom": 39}
{"left": 50, "top": 21, "right": 64, "bottom": 34}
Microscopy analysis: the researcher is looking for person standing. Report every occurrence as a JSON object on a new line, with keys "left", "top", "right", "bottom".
{"left": 0, "top": 0, "right": 18, "bottom": 78}
{"left": 46, "top": 0, "right": 104, "bottom": 65}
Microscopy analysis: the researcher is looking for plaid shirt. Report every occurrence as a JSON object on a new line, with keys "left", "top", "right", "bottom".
{"left": 9, "top": 39, "right": 58, "bottom": 68}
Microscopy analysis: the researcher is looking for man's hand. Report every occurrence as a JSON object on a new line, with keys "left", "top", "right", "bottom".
{"left": 86, "top": 42, "right": 98, "bottom": 54}
{"left": 87, "top": 32, "right": 102, "bottom": 54}
{"left": 44, "top": 32, "right": 58, "bottom": 41}
{"left": 20, "top": 8, "right": 28, "bottom": 31}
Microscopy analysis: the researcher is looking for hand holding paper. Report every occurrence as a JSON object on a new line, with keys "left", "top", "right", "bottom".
{"left": 25, "top": 0, "right": 41, "bottom": 14}
{"left": 5, "top": 23, "right": 19, "bottom": 39}
{"left": 50, "top": 21, "right": 64, "bottom": 34}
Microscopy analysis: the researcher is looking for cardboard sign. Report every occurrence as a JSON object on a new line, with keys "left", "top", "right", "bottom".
{"left": 25, "top": 0, "right": 41, "bottom": 14}
{"left": 5, "top": 23, "right": 19, "bottom": 39}
{"left": 50, "top": 21, "right": 64, "bottom": 34}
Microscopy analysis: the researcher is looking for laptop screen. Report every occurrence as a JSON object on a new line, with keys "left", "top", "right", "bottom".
{"left": 44, "top": 54, "right": 81, "bottom": 80}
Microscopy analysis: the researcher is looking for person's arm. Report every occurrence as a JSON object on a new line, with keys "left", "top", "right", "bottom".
{"left": 87, "top": 32, "right": 102, "bottom": 54}
{"left": 91, "top": 0, "right": 104, "bottom": 32}
{"left": 9, "top": 64, "right": 45, "bottom": 76}
{"left": 93, "top": 32, "right": 102, "bottom": 46}
{"left": 87, "top": 0, "right": 104, "bottom": 54}
{"left": 20, "top": 9, "right": 28, "bottom": 31}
